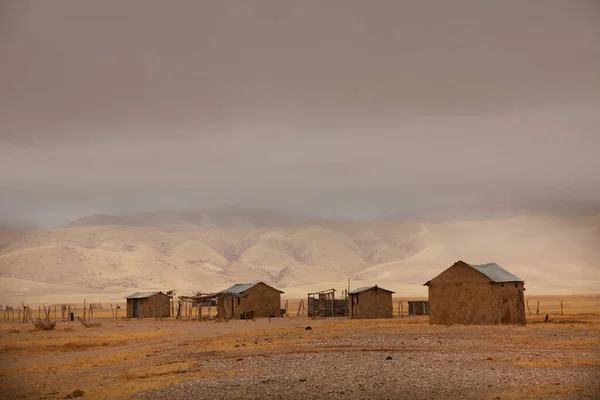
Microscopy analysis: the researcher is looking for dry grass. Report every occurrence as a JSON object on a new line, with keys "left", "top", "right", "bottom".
{"left": 2, "top": 295, "right": 599, "bottom": 400}
{"left": 1, "top": 330, "right": 164, "bottom": 355}
{"left": 513, "top": 357, "right": 600, "bottom": 368}
{"left": 488, "top": 384, "right": 593, "bottom": 400}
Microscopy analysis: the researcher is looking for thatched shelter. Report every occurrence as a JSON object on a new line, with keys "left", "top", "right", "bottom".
{"left": 348, "top": 285, "right": 394, "bottom": 319}
{"left": 125, "top": 292, "right": 171, "bottom": 318}
{"left": 424, "top": 260, "right": 526, "bottom": 325}
{"left": 217, "top": 282, "right": 283, "bottom": 319}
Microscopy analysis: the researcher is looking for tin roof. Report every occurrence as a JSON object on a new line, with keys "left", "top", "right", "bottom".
{"left": 470, "top": 262, "right": 524, "bottom": 283}
{"left": 125, "top": 291, "right": 162, "bottom": 299}
{"left": 424, "top": 261, "right": 524, "bottom": 285}
{"left": 348, "top": 285, "right": 395, "bottom": 294}
{"left": 220, "top": 282, "right": 284, "bottom": 294}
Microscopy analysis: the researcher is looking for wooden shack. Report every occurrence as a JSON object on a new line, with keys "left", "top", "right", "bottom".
{"left": 425, "top": 260, "right": 526, "bottom": 325}
{"left": 408, "top": 301, "right": 430, "bottom": 316}
{"left": 125, "top": 292, "right": 171, "bottom": 318}
{"left": 307, "top": 289, "right": 348, "bottom": 317}
{"left": 217, "top": 282, "right": 283, "bottom": 319}
{"left": 348, "top": 285, "right": 394, "bottom": 319}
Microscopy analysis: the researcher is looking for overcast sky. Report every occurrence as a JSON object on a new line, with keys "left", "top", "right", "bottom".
{"left": 1, "top": 0, "right": 599, "bottom": 226}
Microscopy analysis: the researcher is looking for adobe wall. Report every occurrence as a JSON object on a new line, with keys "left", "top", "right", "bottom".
{"left": 127, "top": 294, "right": 171, "bottom": 318}
{"left": 221, "top": 283, "right": 282, "bottom": 319}
{"left": 351, "top": 288, "right": 393, "bottom": 319}
{"left": 428, "top": 262, "right": 525, "bottom": 325}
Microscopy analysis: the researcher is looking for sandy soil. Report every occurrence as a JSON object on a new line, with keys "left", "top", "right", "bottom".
{"left": 1, "top": 311, "right": 599, "bottom": 400}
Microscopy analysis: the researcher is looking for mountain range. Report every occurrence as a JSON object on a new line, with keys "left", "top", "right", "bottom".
{"left": 1, "top": 208, "right": 599, "bottom": 303}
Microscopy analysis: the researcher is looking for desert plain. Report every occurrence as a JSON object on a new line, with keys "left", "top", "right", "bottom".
{"left": 1, "top": 295, "right": 599, "bottom": 400}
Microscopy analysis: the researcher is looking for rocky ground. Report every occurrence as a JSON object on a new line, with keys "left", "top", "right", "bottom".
{"left": 137, "top": 319, "right": 600, "bottom": 400}
{"left": 1, "top": 315, "right": 599, "bottom": 400}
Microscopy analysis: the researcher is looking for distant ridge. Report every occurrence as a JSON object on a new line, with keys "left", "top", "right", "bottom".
{"left": 67, "top": 214, "right": 136, "bottom": 227}
{"left": 384, "top": 200, "right": 600, "bottom": 223}
{"left": 68, "top": 209, "right": 315, "bottom": 229}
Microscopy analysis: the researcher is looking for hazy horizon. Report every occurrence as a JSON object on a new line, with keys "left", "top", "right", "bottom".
{"left": 1, "top": 0, "right": 599, "bottom": 227}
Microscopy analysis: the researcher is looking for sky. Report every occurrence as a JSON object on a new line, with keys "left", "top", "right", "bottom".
{"left": 1, "top": 0, "right": 599, "bottom": 226}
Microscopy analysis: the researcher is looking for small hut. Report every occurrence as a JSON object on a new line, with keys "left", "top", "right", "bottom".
{"left": 424, "top": 260, "right": 526, "bottom": 325}
{"left": 307, "top": 289, "right": 348, "bottom": 317}
{"left": 348, "top": 285, "right": 394, "bottom": 319}
{"left": 125, "top": 292, "right": 171, "bottom": 318}
{"left": 217, "top": 282, "right": 283, "bottom": 319}
{"left": 408, "top": 301, "right": 430, "bottom": 316}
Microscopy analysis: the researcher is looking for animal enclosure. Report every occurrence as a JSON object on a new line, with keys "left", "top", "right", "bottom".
{"left": 307, "top": 289, "right": 348, "bottom": 317}
{"left": 408, "top": 301, "right": 430, "bottom": 316}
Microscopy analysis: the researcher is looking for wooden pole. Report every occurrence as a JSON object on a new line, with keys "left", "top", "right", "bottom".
{"left": 536, "top": 301, "right": 540, "bottom": 316}
{"left": 560, "top": 301, "right": 563, "bottom": 316}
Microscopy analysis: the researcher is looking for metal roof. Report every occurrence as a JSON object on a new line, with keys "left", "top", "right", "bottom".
{"left": 348, "top": 285, "right": 395, "bottom": 294}
{"left": 423, "top": 261, "right": 524, "bottom": 286}
{"left": 470, "top": 262, "right": 524, "bottom": 283}
{"left": 125, "top": 291, "right": 162, "bottom": 299}
{"left": 220, "top": 282, "right": 284, "bottom": 294}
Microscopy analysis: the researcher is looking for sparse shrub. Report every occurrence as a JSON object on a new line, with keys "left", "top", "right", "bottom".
{"left": 33, "top": 318, "right": 56, "bottom": 331}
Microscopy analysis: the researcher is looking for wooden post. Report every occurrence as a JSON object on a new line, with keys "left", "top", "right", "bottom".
{"left": 560, "top": 301, "right": 563, "bottom": 316}
{"left": 526, "top": 300, "right": 531, "bottom": 317}
{"left": 38, "top": 306, "right": 41, "bottom": 319}
{"left": 401, "top": 300, "right": 404, "bottom": 318}
{"left": 536, "top": 301, "right": 540, "bottom": 316}
{"left": 83, "top": 299, "right": 86, "bottom": 322}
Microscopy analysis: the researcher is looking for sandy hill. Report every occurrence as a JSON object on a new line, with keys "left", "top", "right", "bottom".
{"left": 1, "top": 210, "right": 599, "bottom": 303}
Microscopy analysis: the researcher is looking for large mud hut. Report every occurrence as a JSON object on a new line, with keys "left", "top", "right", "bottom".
{"left": 424, "top": 261, "right": 526, "bottom": 325}
{"left": 217, "top": 282, "right": 283, "bottom": 319}
{"left": 125, "top": 292, "right": 171, "bottom": 318}
{"left": 348, "top": 285, "right": 394, "bottom": 319}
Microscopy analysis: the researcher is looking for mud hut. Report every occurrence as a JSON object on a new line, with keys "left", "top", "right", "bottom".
{"left": 348, "top": 285, "right": 394, "bottom": 319}
{"left": 217, "top": 282, "right": 283, "bottom": 319}
{"left": 424, "top": 261, "right": 526, "bottom": 325}
{"left": 125, "top": 292, "right": 171, "bottom": 318}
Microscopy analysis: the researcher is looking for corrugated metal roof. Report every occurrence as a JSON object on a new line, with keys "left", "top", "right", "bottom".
{"left": 220, "top": 283, "right": 258, "bottom": 294}
{"left": 470, "top": 263, "right": 524, "bottom": 283}
{"left": 220, "top": 282, "right": 284, "bottom": 294}
{"left": 125, "top": 291, "right": 162, "bottom": 299}
{"left": 424, "top": 261, "right": 524, "bottom": 286}
{"left": 349, "top": 285, "right": 395, "bottom": 294}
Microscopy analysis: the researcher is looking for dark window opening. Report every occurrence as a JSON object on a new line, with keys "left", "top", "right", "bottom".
{"left": 237, "top": 298, "right": 241, "bottom": 306}
{"left": 501, "top": 284, "right": 504, "bottom": 287}
{"left": 515, "top": 284, "right": 518, "bottom": 288}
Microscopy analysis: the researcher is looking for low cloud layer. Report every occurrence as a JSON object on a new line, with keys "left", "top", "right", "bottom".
{"left": 1, "top": 0, "right": 599, "bottom": 226}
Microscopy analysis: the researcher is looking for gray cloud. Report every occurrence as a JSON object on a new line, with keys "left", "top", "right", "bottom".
{"left": 1, "top": 0, "right": 599, "bottom": 226}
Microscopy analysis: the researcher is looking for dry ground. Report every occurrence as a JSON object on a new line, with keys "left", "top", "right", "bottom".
{"left": 1, "top": 299, "right": 599, "bottom": 400}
